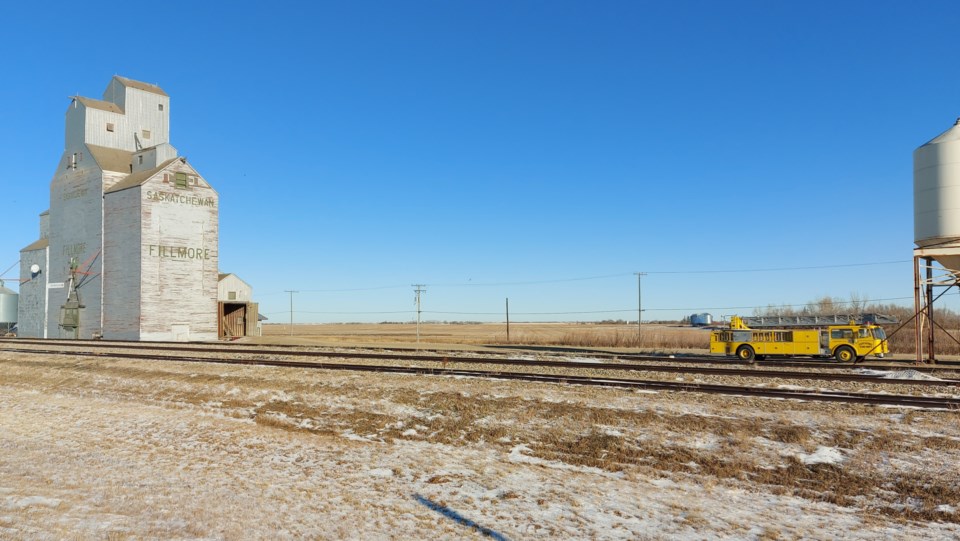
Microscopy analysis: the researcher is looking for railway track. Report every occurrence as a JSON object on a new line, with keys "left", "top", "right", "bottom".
{"left": 2, "top": 342, "right": 959, "bottom": 410}
{"left": 2, "top": 339, "right": 959, "bottom": 386}
{"left": 5, "top": 337, "right": 959, "bottom": 373}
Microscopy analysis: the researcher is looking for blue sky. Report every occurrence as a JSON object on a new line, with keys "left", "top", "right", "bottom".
{"left": 1, "top": 1, "right": 959, "bottom": 323}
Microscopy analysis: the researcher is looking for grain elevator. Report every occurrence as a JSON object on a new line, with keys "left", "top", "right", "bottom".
{"left": 18, "top": 76, "right": 219, "bottom": 341}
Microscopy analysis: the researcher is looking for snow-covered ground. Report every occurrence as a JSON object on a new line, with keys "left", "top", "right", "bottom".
{"left": 0, "top": 352, "right": 958, "bottom": 540}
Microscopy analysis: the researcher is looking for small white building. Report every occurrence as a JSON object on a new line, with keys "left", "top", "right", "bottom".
{"left": 217, "top": 273, "right": 261, "bottom": 338}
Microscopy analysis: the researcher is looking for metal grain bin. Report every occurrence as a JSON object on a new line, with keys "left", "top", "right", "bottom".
{"left": 0, "top": 283, "right": 18, "bottom": 325}
{"left": 915, "top": 119, "right": 960, "bottom": 248}
{"left": 915, "top": 119, "right": 960, "bottom": 274}
{"left": 690, "top": 313, "right": 713, "bottom": 326}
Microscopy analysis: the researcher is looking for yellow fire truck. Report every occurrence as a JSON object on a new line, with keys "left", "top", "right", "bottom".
{"left": 709, "top": 315, "right": 891, "bottom": 362}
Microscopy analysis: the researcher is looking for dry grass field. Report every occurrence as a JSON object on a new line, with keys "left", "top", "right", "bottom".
{"left": 1, "top": 348, "right": 959, "bottom": 539}
{"left": 255, "top": 321, "right": 954, "bottom": 360}
{"left": 3, "top": 326, "right": 959, "bottom": 538}
{"left": 257, "top": 322, "right": 709, "bottom": 352}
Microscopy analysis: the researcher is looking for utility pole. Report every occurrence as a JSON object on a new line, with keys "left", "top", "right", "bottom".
{"left": 634, "top": 272, "right": 647, "bottom": 348}
{"left": 507, "top": 297, "right": 510, "bottom": 344}
{"left": 284, "top": 290, "right": 298, "bottom": 336}
{"left": 413, "top": 284, "right": 426, "bottom": 347}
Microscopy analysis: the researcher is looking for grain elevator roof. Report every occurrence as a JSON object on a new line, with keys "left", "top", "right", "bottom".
{"left": 113, "top": 76, "right": 169, "bottom": 97}
{"left": 104, "top": 158, "right": 179, "bottom": 194}
{"left": 73, "top": 96, "right": 123, "bottom": 114}
{"left": 20, "top": 238, "right": 49, "bottom": 252}
{"left": 86, "top": 145, "right": 133, "bottom": 173}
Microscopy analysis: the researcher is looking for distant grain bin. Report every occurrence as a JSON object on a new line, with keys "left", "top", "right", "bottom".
{"left": 914, "top": 118, "right": 960, "bottom": 272}
{"left": 690, "top": 313, "right": 713, "bottom": 326}
{"left": 0, "top": 281, "right": 17, "bottom": 334}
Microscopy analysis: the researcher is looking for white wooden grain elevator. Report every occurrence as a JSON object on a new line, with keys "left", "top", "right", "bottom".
{"left": 18, "top": 76, "right": 219, "bottom": 341}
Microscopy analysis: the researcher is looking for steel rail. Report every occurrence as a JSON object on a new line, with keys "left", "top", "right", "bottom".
{"left": 1, "top": 343, "right": 958, "bottom": 387}
{"left": 5, "top": 336, "right": 960, "bottom": 371}
{"left": 2, "top": 347, "right": 958, "bottom": 409}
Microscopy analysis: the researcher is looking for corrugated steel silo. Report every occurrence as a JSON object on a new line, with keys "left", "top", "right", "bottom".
{"left": 690, "top": 313, "right": 713, "bottom": 326}
{"left": 0, "top": 282, "right": 18, "bottom": 327}
{"left": 914, "top": 118, "right": 960, "bottom": 272}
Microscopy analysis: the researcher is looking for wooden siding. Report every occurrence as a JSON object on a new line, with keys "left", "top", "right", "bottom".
{"left": 246, "top": 302, "right": 260, "bottom": 336}
{"left": 47, "top": 152, "right": 105, "bottom": 339}
{"left": 217, "top": 301, "right": 260, "bottom": 338}
{"left": 217, "top": 274, "right": 252, "bottom": 302}
{"left": 66, "top": 83, "right": 170, "bottom": 152}
{"left": 23, "top": 78, "right": 213, "bottom": 342}
{"left": 17, "top": 247, "right": 48, "bottom": 338}
{"left": 102, "top": 187, "right": 142, "bottom": 340}
{"left": 219, "top": 303, "right": 247, "bottom": 338}
{"left": 137, "top": 161, "right": 218, "bottom": 341}
{"left": 39, "top": 211, "right": 49, "bottom": 239}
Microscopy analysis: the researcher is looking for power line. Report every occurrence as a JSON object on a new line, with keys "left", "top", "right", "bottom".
{"left": 644, "top": 260, "right": 910, "bottom": 275}
{"left": 259, "top": 260, "right": 911, "bottom": 297}
{"left": 262, "top": 295, "right": 920, "bottom": 318}
{"left": 271, "top": 310, "right": 413, "bottom": 315}
{"left": 425, "top": 309, "right": 635, "bottom": 315}
{"left": 298, "top": 284, "right": 412, "bottom": 293}
{"left": 423, "top": 260, "right": 910, "bottom": 286}
{"left": 425, "top": 273, "right": 630, "bottom": 287}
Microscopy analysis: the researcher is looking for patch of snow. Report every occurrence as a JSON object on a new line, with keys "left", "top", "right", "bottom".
{"left": 799, "top": 446, "right": 845, "bottom": 466}
{"left": 507, "top": 445, "right": 623, "bottom": 478}
{"left": 340, "top": 430, "right": 374, "bottom": 442}
{"left": 565, "top": 356, "right": 603, "bottom": 364}
{"left": 650, "top": 478, "right": 677, "bottom": 488}
{"left": 856, "top": 369, "right": 944, "bottom": 381}
{"left": 887, "top": 369, "right": 944, "bottom": 381}
{"left": 4, "top": 496, "right": 61, "bottom": 510}
{"left": 268, "top": 391, "right": 294, "bottom": 403}
{"left": 689, "top": 436, "right": 720, "bottom": 451}
{"left": 401, "top": 429, "right": 418, "bottom": 436}
{"left": 5, "top": 352, "right": 960, "bottom": 540}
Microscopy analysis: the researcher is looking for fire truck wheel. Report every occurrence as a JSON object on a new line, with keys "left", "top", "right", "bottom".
{"left": 736, "top": 345, "right": 756, "bottom": 362}
{"left": 834, "top": 346, "right": 856, "bottom": 363}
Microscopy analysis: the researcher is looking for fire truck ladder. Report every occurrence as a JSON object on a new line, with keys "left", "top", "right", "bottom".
{"left": 740, "top": 314, "right": 899, "bottom": 328}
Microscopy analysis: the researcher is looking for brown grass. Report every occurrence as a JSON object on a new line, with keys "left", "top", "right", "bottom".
{"left": 261, "top": 322, "right": 708, "bottom": 351}
{"left": 260, "top": 320, "right": 960, "bottom": 357}
{"left": 5, "top": 349, "right": 960, "bottom": 525}
{"left": 240, "top": 389, "right": 960, "bottom": 522}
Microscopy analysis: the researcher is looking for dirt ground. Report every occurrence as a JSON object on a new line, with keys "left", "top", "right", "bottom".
{"left": 1, "top": 341, "right": 958, "bottom": 539}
